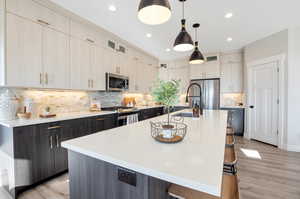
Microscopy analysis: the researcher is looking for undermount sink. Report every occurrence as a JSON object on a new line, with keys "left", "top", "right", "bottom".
{"left": 173, "top": 112, "right": 195, "bottom": 118}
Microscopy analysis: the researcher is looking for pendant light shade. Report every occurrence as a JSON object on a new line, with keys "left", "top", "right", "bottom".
{"left": 173, "top": 0, "right": 194, "bottom": 52}
{"left": 189, "top": 42, "right": 205, "bottom": 64}
{"left": 189, "top": 23, "right": 205, "bottom": 64}
{"left": 138, "top": 0, "right": 171, "bottom": 25}
{"left": 173, "top": 19, "right": 194, "bottom": 52}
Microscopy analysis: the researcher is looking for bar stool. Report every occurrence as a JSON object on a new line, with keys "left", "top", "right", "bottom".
{"left": 168, "top": 146, "right": 239, "bottom": 199}
{"left": 223, "top": 145, "right": 237, "bottom": 175}
{"left": 226, "top": 134, "right": 235, "bottom": 147}
{"left": 168, "top": 171, "right": 239, "bottom": 199}
{"left": 226, "top": 127, "right": 234, "bottom": 135}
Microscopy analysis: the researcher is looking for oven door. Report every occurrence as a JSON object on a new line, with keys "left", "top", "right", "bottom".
{"left": 106, "top": 73, "right": 129, "bottom": 91}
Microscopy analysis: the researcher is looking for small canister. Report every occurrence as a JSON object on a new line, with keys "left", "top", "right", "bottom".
{"left": 0, "top": 89, "right": 19, "bottom": 120}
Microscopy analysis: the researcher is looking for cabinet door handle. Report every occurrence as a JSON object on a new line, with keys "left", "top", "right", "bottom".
{"left": 88, "top": 79, "right": 90, "bottom": 88}
{"left": 92, "top": 80, "right": 94, "bottom": 88}
{"left": 48, "top": 125, "right": 62, "bottom": 130}
{"left": 45, "top": 73, "right": 49, "bottom": 85}
{"left": 56, "top": 135, "right": 59, "bottom": 148}
{"left": 50, "top": 136, "right": 53, "bottom": 149}
{"left": 37, "top": 19, "right": 50, "bottom": 26}
{"left": 40, "top": 73, "right": 43, "bottom": 85}
{"left": 96, "top": 118, "right": 105, "bottom": 121}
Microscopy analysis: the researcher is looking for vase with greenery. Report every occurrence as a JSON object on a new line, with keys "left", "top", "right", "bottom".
{"left": 151, "top": 79, "right": 180, "bottom": 130}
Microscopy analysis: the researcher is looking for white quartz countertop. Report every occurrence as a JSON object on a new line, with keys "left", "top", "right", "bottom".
{"left": 0, "top": 111, "right": 116, "bottom": 128}
{"left": 0, "top": 106, "right": 165, "bottom": 128}
{"left": 62, "top": 109, "right": 228, "bottom": 197}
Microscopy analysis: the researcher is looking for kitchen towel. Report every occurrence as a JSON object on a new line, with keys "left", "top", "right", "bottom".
{"left": 127, "top": 114, "right": 139, "bottom": 125}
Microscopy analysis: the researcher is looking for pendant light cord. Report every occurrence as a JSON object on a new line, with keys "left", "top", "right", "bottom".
{"left": 182, "top": 1, "right": 185, "bottom": 19}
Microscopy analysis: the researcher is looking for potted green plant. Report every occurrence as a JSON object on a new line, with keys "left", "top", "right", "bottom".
{"left": 151, "top": 79, "right": 180, "bottom": 138}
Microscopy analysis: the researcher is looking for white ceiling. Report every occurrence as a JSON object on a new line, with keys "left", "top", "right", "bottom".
{"left": 50, "top": 0, "right": 300, "bottom": 61}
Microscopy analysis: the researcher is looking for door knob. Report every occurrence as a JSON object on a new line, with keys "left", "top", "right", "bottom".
{"left": 249, "top": 105, "right": 254, "bottom": 109}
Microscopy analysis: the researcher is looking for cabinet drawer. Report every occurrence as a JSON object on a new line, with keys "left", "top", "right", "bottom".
{"left": 70, "top": 20, "right": 103, "bottom": 46}
{"left": 7, "top": 0, "right": 69, "bottom": 33}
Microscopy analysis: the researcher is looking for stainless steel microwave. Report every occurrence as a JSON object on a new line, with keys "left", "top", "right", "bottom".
{"left": 106, "top": 73, "right": 129, "bottom": 91}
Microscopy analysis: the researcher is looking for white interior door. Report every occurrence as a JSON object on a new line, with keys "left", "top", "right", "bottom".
{"left": 249, "top": 61, "right": 279, "bottom": 145}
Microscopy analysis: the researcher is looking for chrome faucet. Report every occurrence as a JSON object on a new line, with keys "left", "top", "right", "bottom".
{"left": 185, "top": 83, "right": 203, "bottom": 115}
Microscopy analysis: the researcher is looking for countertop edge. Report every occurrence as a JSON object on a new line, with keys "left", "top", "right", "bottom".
{"left": 62, "top": 143, "right": 221, "bottom": 197}
{"left": 0, "top": 106, "right": 165, "bottom": 128}
{"left": 0, "top": 111, "right": 116, "bottom": 128}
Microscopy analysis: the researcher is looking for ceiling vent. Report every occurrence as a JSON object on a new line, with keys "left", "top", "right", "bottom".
{"left": 160, "top": 64, "right": 167, "bottom": 68}
{"left": 108, "top": 40, "right": 116, "bottom": 50}
{"left": 118, "top": 45, "right": 126, "bottom": 53}
{"left": 206, "top": 55, "right": 218, "bottom": 62}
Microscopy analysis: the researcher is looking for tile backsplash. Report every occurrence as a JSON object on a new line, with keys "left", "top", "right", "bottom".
{"left": 0, "top": 88, "right": 123, "bottom": 117}
{"left": 0, "top": 88, "right": 189, "bottom": 119}
{"left": 220, "top": 93, "right": 245, "bottom": 107}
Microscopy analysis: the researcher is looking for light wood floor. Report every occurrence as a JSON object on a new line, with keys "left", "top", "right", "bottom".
{"left": 18, "top": 174, "right": 69, "bottom": 199}
{"left": 235, "top": 137, "right": 300, "bottom": 199}
{"left": 0, "top": 138, "right": 299, "bottom": 199}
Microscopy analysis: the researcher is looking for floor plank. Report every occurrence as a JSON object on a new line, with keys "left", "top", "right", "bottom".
{"left": 18, "top": 174, "right": 69, "bottom": 199}
{"left": 235, "top": 137, "right": 300, "bottom": 199}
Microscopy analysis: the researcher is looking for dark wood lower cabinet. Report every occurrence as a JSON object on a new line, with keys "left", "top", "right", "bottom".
{"left": 0, "top": 113, "right": 118, "bottom": 199}
{"left": 220, "top": 108, "right": 245, "bottom": 136}
{"left": 140, "top": 107, "right": 164, "bottom": 121}
{"left": 89, "top": 114, "right": 118, "bottom": 134}
{"left": 69, "top": 151, "right": 172, "bottom": 199}
{"left": 13, "top": 126, "right": 39, "bottom": 185}
{"left": 1, "top": 110, "right": 166, "bottom": 198}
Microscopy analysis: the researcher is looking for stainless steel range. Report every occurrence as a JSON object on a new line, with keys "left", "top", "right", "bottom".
{"left": 101, "top": 106, "right": 140, "bottom": 126}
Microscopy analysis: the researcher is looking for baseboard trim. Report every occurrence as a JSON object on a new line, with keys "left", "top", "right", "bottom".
{"left": 286, "top": 144, "right": 300, "bottom": 152}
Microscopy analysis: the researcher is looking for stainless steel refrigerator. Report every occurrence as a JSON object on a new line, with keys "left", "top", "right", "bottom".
{"left": 189, "top": 79, "right": 220, "bottom": 110}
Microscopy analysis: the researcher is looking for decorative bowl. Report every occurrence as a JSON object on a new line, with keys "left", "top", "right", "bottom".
{"left": 150, "top": 121, "right": 187, "bottom": 144}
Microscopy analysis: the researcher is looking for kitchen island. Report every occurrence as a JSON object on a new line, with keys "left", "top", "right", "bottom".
{"left": 62, "top": 110, "right": 228, "bottom": 199}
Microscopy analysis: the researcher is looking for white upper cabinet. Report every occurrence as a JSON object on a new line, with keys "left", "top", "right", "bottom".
{"left": 128, "top": 52, "right": 158, "bottom": 94}
{"left": 70, "top": 20, "right": 103, "bottom": 46}
{"left": 70, "top": 36, "right": 106, "bottom": 91}
{"left": 190, "top": 64, "right": 206, "bottom": 79}
{"left": 159, "top": 60, "right": 190, "bottom": 94}
{"left": 6, "top": 13, "right": 70, "bottom": 89}
{"left": 91, "top": 45, "right": 106, "bottom": 91}
{"left": 2, "top": 0, "right": 158, "bottom": 92}
{"left": 190, "top": 54, "right": 220, "bottom": 80}
{"left": 7, "top": 0, "right": 69, "bottom": 33}
{"left": 43, "top": 27, "right": 70, "bottom": 89}
{"left": 6, "top": 13, "right": 43, "bottom": 87}
{"left": 220, "top": 52, "right": 244, "bottom": 93}
{"left": 70, "top": 37, "right": 91, "bottom": 90}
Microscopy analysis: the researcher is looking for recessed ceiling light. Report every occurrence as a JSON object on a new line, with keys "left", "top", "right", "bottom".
{"left": 108, "top": 5, "right": 117, "bottom": 12}
{"left": 225, "top": 12, "right": 233, "bottom": 19}
{"left": 166, "top": 48, "right": 171, "bottom": 52}
{"left": 227, "top": 37, "right": 233, "bottom": 42}
{"left": 146, "top": 33, "right": 152, "bottom": 38}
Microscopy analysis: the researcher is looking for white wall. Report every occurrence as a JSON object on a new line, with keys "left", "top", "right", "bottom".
{"left": 244, "top": 30, "right": 289, "bottom": 93}
{"left": 0, "top": 0, "right": 5, "bottom": 86}
{"left": 244, "top": 30, "right": 289, "bottom": 148}
{"left": 244, "top": 29, "right": 300, "bottom": 152}
{"left": 244, "top": 30, "right": 289, "bottom": 63}
{"left": 287, "top": 27, "right": 300, "bottom": 151}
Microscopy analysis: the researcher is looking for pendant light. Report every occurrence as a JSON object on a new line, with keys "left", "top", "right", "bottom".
{"left": 173, "top": 0, "right": 194, "bottom": 52}
{"left": 138, "top": 0, "right": 171, "bottom": 25}
{"left": 189, "top": 23, "right": 205, "bottom": 64}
